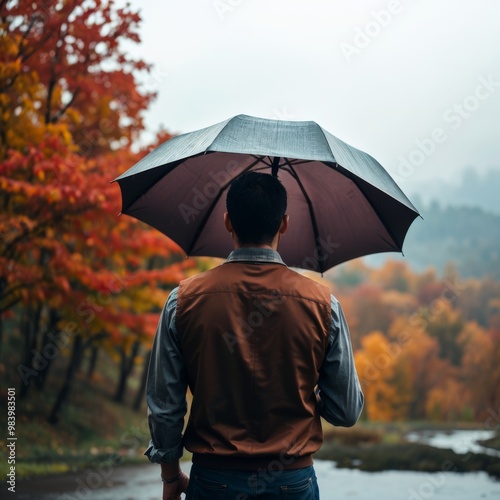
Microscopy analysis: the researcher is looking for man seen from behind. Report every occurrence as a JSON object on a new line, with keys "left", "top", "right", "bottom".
{"left": 145, "top": 171, "right": 364, "bottom": 499}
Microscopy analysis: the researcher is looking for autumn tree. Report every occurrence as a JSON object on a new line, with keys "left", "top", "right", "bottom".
{"left": 350, "top": 284, "right": 393, "bottom": 338}
{"left": 372, "top": 260, "right": 415, "bottom": 293}
{"left": 457, "top": 278, "right": 500, "bottom": 328}
{"left": 0, "top": 0, "right": 190, "bottom": 423}
{"left": 460, "top": 322, "right": 500, "bottom": 420}
{"left": 425, "top": 377, "right": 468, "bottom": 421}
{"left": 328, "top": 254, "right": 500, "bottom": 423}
{"left": 425, "top": 300, "right": 465, "bottom": 366}
{"left": 354, "top": 331, "right": 407, "bottom": 421}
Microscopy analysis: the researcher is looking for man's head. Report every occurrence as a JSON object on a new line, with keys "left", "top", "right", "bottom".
{"left": 225, "top": 171, "right": 288, "bottom": 247}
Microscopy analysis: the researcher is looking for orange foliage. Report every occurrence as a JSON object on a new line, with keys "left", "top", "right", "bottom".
{"left": 425, "top": 377, "right": 468, "bottom": 421}
{"left": 355, "top": 331, "right": 404, "bottom": 421}
{"left": 460, "top": 322, "right": 500, "bottom": 419}
{"left": 333, "top": 258, "right": 500, "bottom": 422}
{"left": 350, "top": 284, "right": 393, "bottom": 337}
{"left": 0, "top": 0, "right": 193, "bottom": 355}
{"left": 372, "top": 260, "right": 415, "bottom": 293}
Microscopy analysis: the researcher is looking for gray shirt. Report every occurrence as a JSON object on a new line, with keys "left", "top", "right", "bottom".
{"left": 145, "top": 248, "right": 364, "bottom": 463}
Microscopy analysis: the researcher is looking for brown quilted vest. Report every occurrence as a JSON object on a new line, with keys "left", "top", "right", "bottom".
{"left": 176, "top": 260, "right": 331, "bottom": 469}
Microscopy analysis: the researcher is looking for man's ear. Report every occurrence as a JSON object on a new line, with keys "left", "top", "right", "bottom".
{"left": 279, "top": 214, "right": 289, "bottom": 235}
{"left": 224, "top": 212, "right": 233, "bottom": 234}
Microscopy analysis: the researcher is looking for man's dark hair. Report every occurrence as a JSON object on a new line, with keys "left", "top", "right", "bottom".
{"left": 226, "top": 171, "right": 287, "bottom": 245}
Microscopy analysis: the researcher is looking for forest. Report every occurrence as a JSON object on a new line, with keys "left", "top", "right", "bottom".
{"left": 384, "top": 202, "right": 500, "bottom": 280}
{"left": 327, "top": 260, "right": 500, "bottom": 422}
{"left": 0, "top": 0, "right": 195, "bottom": 423}
{"left": 1, "top": 0, "right": 499, "bottom": 478}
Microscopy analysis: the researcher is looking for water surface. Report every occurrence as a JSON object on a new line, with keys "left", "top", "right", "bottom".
{"left": 16, "top": 459, "right": 500, "bottom": 500}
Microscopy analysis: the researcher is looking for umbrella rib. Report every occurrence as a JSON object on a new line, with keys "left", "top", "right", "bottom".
{"left": 286, "top": 161, "right": 324, "bottom": 272}
{"left": 253, "top": 155, "right": 271, "bottom": 166}
{"left": 185, "top": 156, "right": 265, "bottom": 256}
{"left": 118, "top": 157, "right": 188, "bottom": 213}
{"left": 323, "top": 162, "right": 404, "bottom": 251}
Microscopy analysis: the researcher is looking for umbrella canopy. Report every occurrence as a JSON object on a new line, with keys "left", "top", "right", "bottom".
{"left": 114, "top": 114, "right": 420, "bottom": 273}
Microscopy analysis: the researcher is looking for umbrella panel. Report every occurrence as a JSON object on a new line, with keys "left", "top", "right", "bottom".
{"left": 123, "top": 153, "right": 411, "bottom": 272}
{"left": 124, "top": 152, "right": 252, "bottom": 252}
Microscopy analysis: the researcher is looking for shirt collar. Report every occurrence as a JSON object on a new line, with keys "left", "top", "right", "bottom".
{"left": 226, "top": 247, "right": 286, "bottom": 266}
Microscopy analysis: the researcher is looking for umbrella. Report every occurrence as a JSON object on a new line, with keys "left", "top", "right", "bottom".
{"left": 114, "top": 114, "right": 420, "bottom": 273}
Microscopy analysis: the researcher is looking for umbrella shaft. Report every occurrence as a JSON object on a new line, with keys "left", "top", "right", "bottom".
{"left": 271, "top": 156, "right": 280, "bottom": 177}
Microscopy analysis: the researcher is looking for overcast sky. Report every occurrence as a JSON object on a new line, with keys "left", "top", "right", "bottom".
{"left": 126, "top": 0, "right": 500, "bottom": 194}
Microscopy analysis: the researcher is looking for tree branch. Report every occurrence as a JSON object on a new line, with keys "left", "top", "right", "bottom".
{"left": 50, "top": 88, "right": 80, "bottom": 123}
{"left": 0, "top": 296, "right": 21, "bottom": 315}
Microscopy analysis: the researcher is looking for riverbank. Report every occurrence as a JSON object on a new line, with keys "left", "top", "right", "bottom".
{"left": 2, "top": 362, "right": 497, "bottom": 482}
{"left": 16, "top": 458, "right": 500, "bottom": 500}
{"left": 316, "top": 424, "right": 500, "bottom": 479}
{"left": 12, "top": 423, "right": 500, "bottom": 499}
{"left": 315, "top": 441, "right": 500, "bottom": 478}
{"left": 9, "top": 419, "right": 500, "bottom": 484}
{"left": 0, "top": 373, "right": 152, "bottom": 479}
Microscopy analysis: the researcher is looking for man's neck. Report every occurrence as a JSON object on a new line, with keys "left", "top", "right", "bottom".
{"left": 235, "top": 244, "right": 275, "bottom": 251}
{"left": 233, "top": 235, "right": 280, "bottom": 251}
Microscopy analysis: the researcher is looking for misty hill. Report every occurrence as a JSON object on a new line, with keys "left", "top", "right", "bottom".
{"left": 366, "top": 202, "right": 500, "bottom": 280}
{"left": 408, "top": 167, "right": 500, "bottom": 215}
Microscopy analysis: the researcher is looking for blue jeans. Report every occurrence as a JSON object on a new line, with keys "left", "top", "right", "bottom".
{"left": 186, "top": 463, "right": 320, "bottom": 499}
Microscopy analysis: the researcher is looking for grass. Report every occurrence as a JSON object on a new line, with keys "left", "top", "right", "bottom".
{"left": 0, "top": 345, "right": 156, "bottom": 479}
{"left": 0, "top": 390, "right": 151, "bottom": 479}
{"left": 478, "top": 435, "right": 500, "bottom": 451}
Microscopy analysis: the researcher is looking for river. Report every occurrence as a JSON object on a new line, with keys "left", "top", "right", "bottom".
{"left": 16, "top": 431, "right": 500, "bottom": 500}
{"left": 406, "top": 429, "right": 500, "bottom": 457}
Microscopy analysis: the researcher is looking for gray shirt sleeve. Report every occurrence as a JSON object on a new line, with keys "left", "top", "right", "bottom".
{"left": 144, "top": 287, "right": 188, "bottom": 463}
{"left": 317, "top": 294, "right": 364, "bottom": 427}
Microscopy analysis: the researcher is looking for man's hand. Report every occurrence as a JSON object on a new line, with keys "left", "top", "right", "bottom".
{"left": 162, "top": 470, "right": 189, "bottom": 500}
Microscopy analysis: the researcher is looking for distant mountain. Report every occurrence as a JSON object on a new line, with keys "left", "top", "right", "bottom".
{"left": 365, "top": 202, "right": 500, "bottom": 280}
{"left": 407, "top": 167, "right": 500, "bottom": 215}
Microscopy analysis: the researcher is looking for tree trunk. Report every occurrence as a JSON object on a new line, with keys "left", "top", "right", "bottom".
{"left": 18, "top": 304, "right": 42, "bottom": 399}
{"left": 87, "top": 345, "right": 99, "bottom": 379}
{"left": 18, "top": 247, "right": 51, "bottom": 397}
{"left": 34, "top": 308, "right": 61, "bottom": 391}
{"left": 133, "top": 349, "right": 151, "bottom": 411}
{"left": 114, "top": 340, "right": 140, "bottom": 403}
{"left": 0, "top": 275, "right": 6, "bottom": 348}
{"left": 48, "top": 334, "right": 84, "bottom": 425}
{"left": 0, "top": 313, "right": 3, "bottom": 351}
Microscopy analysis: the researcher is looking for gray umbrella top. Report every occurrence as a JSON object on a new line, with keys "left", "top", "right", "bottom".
{"left": 114, "top": 114, "right": 420, "bottom": 273}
